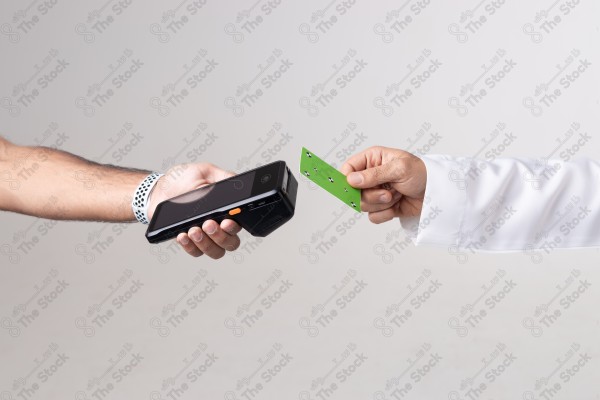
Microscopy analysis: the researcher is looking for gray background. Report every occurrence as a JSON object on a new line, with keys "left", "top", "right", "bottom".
{"left": 1, "top": 1, "right": 600, "bottom": 399}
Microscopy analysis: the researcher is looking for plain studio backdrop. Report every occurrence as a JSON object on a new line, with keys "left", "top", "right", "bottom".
{"left": 1, "top": 1, "right": 599, "bottom": 399}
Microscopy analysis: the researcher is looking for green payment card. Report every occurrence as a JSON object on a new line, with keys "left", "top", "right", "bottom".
{"left": 300, "top": 147, "right": 361, "bottom": 212}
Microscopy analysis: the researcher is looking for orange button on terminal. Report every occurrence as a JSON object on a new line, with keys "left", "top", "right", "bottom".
{"left": 229, "top": 207, "right": 242, "bottom": 216}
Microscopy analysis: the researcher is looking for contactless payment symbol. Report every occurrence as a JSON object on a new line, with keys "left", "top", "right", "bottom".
{"left": 300, "top": 147, "right": 361, "bottom": 212}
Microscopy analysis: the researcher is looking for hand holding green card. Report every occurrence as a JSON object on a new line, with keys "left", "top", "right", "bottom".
{"left": 300, "top": 147, "right": 361, "bottom": 212}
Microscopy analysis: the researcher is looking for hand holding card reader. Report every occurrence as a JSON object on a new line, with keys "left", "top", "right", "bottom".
{"left": 145, "top": 161, "right": 297, "bottom": 243}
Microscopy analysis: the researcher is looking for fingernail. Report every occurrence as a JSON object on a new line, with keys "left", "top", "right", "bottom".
{"left": 179, "top": 236, "right": 190, "bottom": 246}
{"left": 190, "top": 230, "right": 203, "bottom": 242}
{"left": 380, "top": 194, "right": 389, "bottom": 203}
{"left": 205, "top": 224, "right": 217, "bottom": 235}
{"left": 347, "top": 172, "right": 363, "bottom": 186}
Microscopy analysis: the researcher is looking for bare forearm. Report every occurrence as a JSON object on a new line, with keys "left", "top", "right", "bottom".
{"left": 0, "top": 137, "right": 149, "bottom": 221}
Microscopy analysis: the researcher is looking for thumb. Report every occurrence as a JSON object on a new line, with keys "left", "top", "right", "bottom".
{"left": 346, "top": 159, "right": 406, "bottom": 189}
{"left": 197, "top": 163, "right": 233, "bottom": 183}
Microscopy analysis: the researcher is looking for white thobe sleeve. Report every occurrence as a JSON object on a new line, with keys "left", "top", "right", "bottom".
{"left": 399, "top": 155, "right": 600, "bottom": 252}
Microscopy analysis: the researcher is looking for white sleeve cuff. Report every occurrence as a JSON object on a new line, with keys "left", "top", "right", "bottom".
{"left": 399, "top": 154, "right": 469, "bottom": 247}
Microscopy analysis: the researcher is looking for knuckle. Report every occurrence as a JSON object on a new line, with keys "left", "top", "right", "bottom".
{"left": 229, "top": 239, "right": 241, "bottom": 251}
{"left": 372, "top": 166, "right": 384, "bottom": 184}
{"left": 389, "top": 160, "right": 408, "bottom": 180}
{"left": 215, "top": 237, "right": 229, "bottom": 248}
{"left": 224, "top": 232, "right": 237, "bottom": 244}
{"left": 187, "top": 247, "right": 201, "bottom": 257}
{"left": 204, "top": 243, "right": 217, "bottom": 254}
{"left": 195, "top": 240, "right": 210, "bottom": 252}
{"left": 212, "top": 251, "right": 225, "bottom": 259}
{"left": 198, "top": 162, "right": 215, "bottom": 170}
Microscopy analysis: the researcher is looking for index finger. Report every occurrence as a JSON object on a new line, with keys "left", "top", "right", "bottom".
{"left": 340, "top": 152, "right": 367, "bottom": 176}
{"left": 340, "top": 146, "right": 381, "bottom": 176}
